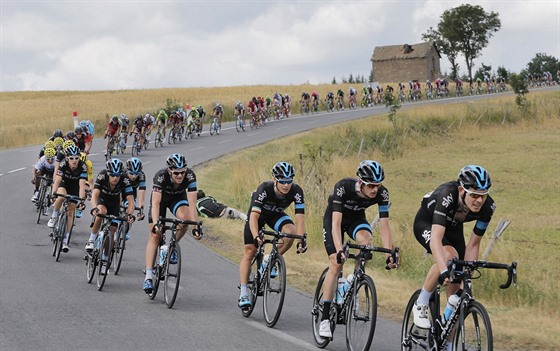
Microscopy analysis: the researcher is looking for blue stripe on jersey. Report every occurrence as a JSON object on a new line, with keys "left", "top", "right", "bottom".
{"left": 295, "top": 203, "right": 305, "bottom": 210}
{"left": 352, "top": 223, "right": 372, "bottom": 240}
{"left": 80, "top": 172, "right": 88, "bottom": 178}
{"left": 379, "top": 205, "right": 389, "bottom": 213}
{"left": 188, "top": 182, "right": 197, "bottom": 189}
{"left": 274, "top": 215, "right": 291, "bottom": 232}
{"left": 172, "top": 200, "right": 189, "bottom": 215}
{"left": 139, "top": 181, "right": 146, "bottom": 187}
{"left": 475, "top": 220, "right": 489, "bottom": 230}
{"left": 125, "top": 186, "right": 133, "bottom": 193}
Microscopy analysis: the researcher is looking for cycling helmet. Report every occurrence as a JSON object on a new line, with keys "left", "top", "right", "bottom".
{"left": 458, "top": 165, "right": 491, "bottom": 193}
{"left": 44, "top": 148, "right": 56, "bottom": 158}
{"left": 63, "top": 139, "right": 75, "bottom": 149}
{"left": 65, "top": 144, "right": 80, "bottom": 156}
{"left": 45, "top": 140, "right": 55, "bottom": 149}
{"left": 74, "top": 126, "right": 84, "bottom": 134}
{"left": 215, "top": 102, "right": 220, "bottom": 107}
{"left": 111, "top": 115, "right": 119, "bottom": 122}
{"left": 53, "top": 137, "right": 64, "bottom": 148}
{"left": 53, "top": 129, "right": 63, "bottom": 138}
{"left": 145, "top": 113, "right": 150, "bottom": 118}
{"left": 356, "top": 160, "right": 384, "bottom": 184}
{"left": 272, "top": 161, "right": 295, "bottom": 180}
{"left": 136, "top": 115, "right": 143, "bottom": 120}
{"left": 198, "top": 105, "right": 202, "bottom": 109}
{"left": 106, "top": 158, "right": 124, "bottom": 175}
{"left": 166, "top": 153, "right": 187, "bottom": 170}
{"left": 66, "top": 131, "right": 75, "bottom": 140}
{"left": 120, "top": 113, "right": 127, "bottom": 119}
{"left": 126, "top": 157, "right": 143, "bottom": 173}
{"left": 79, "top": 152, "right": 88, "bottom": 162}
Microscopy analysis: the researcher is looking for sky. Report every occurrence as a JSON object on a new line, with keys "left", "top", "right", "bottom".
{"left": 1, "top": 0, "right": 559, "bottom": 92}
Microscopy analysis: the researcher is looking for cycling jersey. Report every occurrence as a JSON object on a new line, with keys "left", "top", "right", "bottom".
{"left": 35, "top": 156, "right": 55, "bottom": 176}
{"left": 106, "top": 121, "right": 120, "bottom": 136}
{"left": 56, "top": 160, "right": 88, "bottom": 197}
{"left": 144, "top": 115, "right": 155, "bottom": 126}
{"left": 149, "top": 168, "right": 197, "bottom": 223}
{"left": 337, "top": 90, "right": 344, "bottom": 97}
{"left": 125, "top": 171, "right": 146, "bottom": 198}
{"left": 94, "top": 169, "right": 133, "bottom": 215}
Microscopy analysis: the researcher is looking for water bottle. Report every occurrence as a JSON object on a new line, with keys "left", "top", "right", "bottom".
{"left": 260, "top": 254, "right": 270, "bottom": 273}
{"left": 336, "top": 277, "right": 347, "bottom": 305}
{"left": 344, "top": 273, "right": 355, "bottom": 292}
{"left": 443, "top": 294, "right": 460, "bottom": 322}
{"left": 159, "top": 245, "right": 168, "bottom": 266}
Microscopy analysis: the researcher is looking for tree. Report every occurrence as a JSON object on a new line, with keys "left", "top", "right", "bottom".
{"left": 474, "top": 62, "right": 492, "bottom": 81}
{"left": 332, "top": 76, "right": 337, "bottom": 84}
{"left": 348, "top": 74, "right": 355, "bottom": 84}
{"left": 369, "top": 68, "right": 375, "bottom": 83}
{"left": 496, "top": 66, "right": 509, "bottom": 82}
{"left": 436, "top": 4, "right": 501, "bottom": 81}
{"left": 422, "top": 27, "right": 460, "bottom": 80}
{"left": 526, "top": 53, "right": 559, "bottom": 80}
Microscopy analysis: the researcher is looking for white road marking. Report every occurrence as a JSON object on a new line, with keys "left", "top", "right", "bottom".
{"left": 8, "top": 167, "right": 26, "bottom": 173}
{"left": 244, "top": 320, "right": 317, "bottom": 350}
{"left": 191, "top": 146, "right": 204, "bottom": 151}
{"left": 218, "top": 139, "right": 232, "bottom": 144}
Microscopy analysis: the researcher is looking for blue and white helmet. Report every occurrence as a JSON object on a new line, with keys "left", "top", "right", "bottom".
{"left": 166, "top": 153, "right": 187, "bottom": 170}
{"left": 106, "top": 158, "right": 124, "bottom": 174}
{"left": 65, "top": 144, "right": 80, "bottom": 156}
{"left": 126, "top": 157, "right": 142, "bottom": 173}
{"left": 458, "top": 165, "right": 491, "bottom": 192}
{"left": 272, "top": 161, "right": 295, "bottom": 180}
{"left": 357, "top": 160, "right": 384, "bottom": 184}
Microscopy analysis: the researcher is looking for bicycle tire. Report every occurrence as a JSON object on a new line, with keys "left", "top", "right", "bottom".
{"left": 401, "top": 289, "right": 430, "bottom": 351}
{"left": 263, "top": 254, "right": 287, "bottom": 327}
{"left": 148, "top": 260, "right": 161, "bottom": 300}
{"left": 164, "top": 243, "right": 181, "bottom": 308}
{"left": 36, "top": 185, "right": 48, "bottom": 224}
{"left": 96, "top": 231, "right": 112, "bottom": 291}
{"left": 346, "top": 275, "right": 377, "bottom": 351}
{"left": 113, "top": 223, "right": 127, "bottom": 275}
{"left": 167, "top": 130, "right": 173, "bottom": 144}
{"left": 86, "top": 250, "right": 97, "bottom": 283}
{"left": 131, "top": 142, "right": 138, "bottom": 157}
{"left": 210, "top": 122, "right": 215, "bottom": 135}
{"left": 236, "top": 118, "right": 241, "bottom": 132}
{"left": 154, "top": 132, "right": 160, "bottom": 148}
{"left": 242, "top": 253, "right": 262, "bottom": 318}
{"left": 453, "top": 301, "right": 493, "bottom": 351}
{"left": 54, "top": 212, "right": 66, "bottom": 262}
{"left": 312, "top": 267, "right": 335, "bottom": 348}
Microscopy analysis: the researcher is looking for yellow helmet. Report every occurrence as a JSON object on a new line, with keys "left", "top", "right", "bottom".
{"left": 80, "top": 152, "right": 87, "bottom": 162}
{"left": 63, "top": 139, "right": 75, "bottom": 148}
{"left": 53, "top": 137, "right": 64, "bottom": 147}
{"left": 45, "top": 140, "right": 55, "bottom": 149}
{"left": 44, "top": 148, "right": 56, "bottom": 158}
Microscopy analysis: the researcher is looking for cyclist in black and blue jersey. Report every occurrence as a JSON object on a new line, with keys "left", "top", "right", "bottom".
{"left": 411, "top": 165, "right": 495, "bottom": 335}
{"left": 238, "top": 162, "right": 307, "bottom": 309}
{"left": 86, "top": 159, "right": 135, "bottom": 256}
{"left": 143, "top": 154, "right": 200, "bottom": 294}
{"left": 121, "top": 157, "right": 146, "bottom": 239}
{"left": 318, "top": 160, "right": 397, "bottom": 338}
{"left": 47, "top": 145, "right": 87, "bottom": 253}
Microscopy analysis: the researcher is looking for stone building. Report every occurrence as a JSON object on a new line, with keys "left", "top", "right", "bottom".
{"left": 370, "top": 42, "right": 441, "bottom": 83}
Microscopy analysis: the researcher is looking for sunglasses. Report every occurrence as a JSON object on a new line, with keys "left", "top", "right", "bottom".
{"left": 108, "top": 172, "right": 122, "bottom": 177}
{"left": 128, "top": 171, "right": 140, "bottom": 176}
{"left": 67, "top": 156, "right": 80, "bottom": 161}
{"left": 363, "top": 182, "right": 382, "bottom": 189}
{"left": 46, "top": 157, "right": 55, "bottom": 162}
{"left": 464, "top": 188, "right": 488, "bottom": 200}
{"left": 171, "top": 170, "right": 186, "bottom": 176}
{"left": 277, "top": 179, "right": 293, "bottom": 185}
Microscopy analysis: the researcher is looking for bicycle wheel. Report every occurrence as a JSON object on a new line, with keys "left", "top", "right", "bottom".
{"left": 242, "top": 252, "right": 262, "bottom": 318}
{"left": 263, "top": 254, "right": 286, "bottom": 327}
{"left": 154, "top": 132, "right": 160, "bottom": 148}
{"left": 113, "top": 223, "right": 127, "bottom": 275}
{"left": 54, "top": 213, "right": 66, "bottom": 262}
{"left": 236, "top": 118, "right": 241, "bottom": 132}
{"left": 210, "top": 122, "right": 215, "bottom": 135}
{"left": 346, "top": 275, "right": 377, "bottom": 351}
{"left": 164, "top": 243, "right": 181, "bottom": 308}
{"left": 131, "top": 142, "right": 138, "bottom": 156}
{"left": 401, "top": 289, "right": 430, "bottom": 351}
{"left": 96, "top": 232, "right": 112, "bottom": 291}
{"left": 36, "top": 185, "right": 47, "bottom": 224}
{"left": 453, "top": 301, "right": 493, "bottom": 351}
{"left": 167, "top": 130, "right": 173, "bottom": 144}
{"left": 86, "top": 250, "right": 97, "bottom": 283}
{"left": 312, "top": 267, "right": 336, "bottom": 348}
{"left": 148, "top": 254, "right": 161, "bottom": 300}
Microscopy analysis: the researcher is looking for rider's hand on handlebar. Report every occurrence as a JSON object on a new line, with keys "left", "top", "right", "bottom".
{"left": 385, "top": 255, "right": 398, "bottom": 270}
{"left": 151, "top": 222, "right": 162, "bottom": 234}
{"left": 438, "top": 269, "right": 451, "bottom": 285}
{"left": 254, "top": 234, "right": 264, "bottom": 246}
{"left": 336, "top": 249, "right": 346, "bottom": 264}
{"left": 192, "top": 228, "right": 202, "bottom": 240}
{"left": 296, "top": 239, "right": 307, "bottom": 254}
{"left": 90, "top": 207, "right": 100, "bottom": 216}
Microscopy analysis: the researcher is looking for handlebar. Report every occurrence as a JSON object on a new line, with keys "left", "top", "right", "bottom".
{"left": 258, "top": 229, "right": 307, "bottom": 254}
{"left": 94, "top": 212, "right": 130, "bottom": 223}
{"left": 53, "top": 192, "right": 83, "bottom": 202}
{"left": 448, "top": 258, "right": 518, "bottom": 289}
{"left": 342, "top": 241, "right": 400, "bottom": 270}
{"left": 158, "top": 217, "right": 203, "bottom": 237}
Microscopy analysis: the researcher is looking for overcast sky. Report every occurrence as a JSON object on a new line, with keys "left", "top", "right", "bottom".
{"left": 1, "top": 0, "right": 558, "bottom": 91}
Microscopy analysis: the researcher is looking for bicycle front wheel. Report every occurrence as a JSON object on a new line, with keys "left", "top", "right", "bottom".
{"left": 346, "top": 275, "right": 377, "bottom": 351}
{"left": 263, "top": 254, "right": 287, "bottom": 328}
{"left": 164, "top": 243, "right": 181, "bottom": 308}
{"left": 453, "top": 301, "right": 493, "bottom": 351}
{"left": 242, "top": 252, "right": 262, "bottom": 318}
{"left": 113, "top": 223, "right": 127, "bottom": 275}
{"left": 54, "top": 213, "right": 66, "bottom": 262}
{"left": 96, "top": 233, "right": 112, "bottom": 291}
{"left": 210, "top": 122, "right": 215, "bottom": 135}
{"left": 86, "top": 251, "right": 97, "bottom": 283}
{"left": 311, "top": 267, "right": 334, "bottom": 348}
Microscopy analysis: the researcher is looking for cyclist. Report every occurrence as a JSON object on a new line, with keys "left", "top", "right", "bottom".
{"left": 189, "top": 107, "right": 202, "bottom": 134}
{"left": 143, "top": 153, "right": 201, "bottom": 294}
{"left": 238, "top": 161, "right": 307, "bottom": 309}
{"left": 38, "top": 140, "right": 56, "bottom": 159}
{"left": 348, "top": 86, "right": 357, "bottom": 107}
{"left": 196, "top": 105, "right": 206, "bottom": 121}
{"left": 72, "top": 126, "right": 91, "bottom": 154}
{"left": 283, "top": 93, "right": 291, "bottom": 117}
{"left": 47, "top": 145, "right": 87, "bottom": 253}
{"left": 196, "top": 189, "right": 247, "bottom": 221}
{"left": 31, "top": 147, "right": 56, "bottom": 202}
{"left": 212, "top": 102, "right": 224, "bottom": 129}
{"left": 234, "top": 101, "right": 245, "bottom": 126}
{"left": 411, "top": 165, "right": 495, "bottom": 334}
{"left": 130, "top": 115, "right": 145, "bottom": 148}
{"left": 336, "top": 88, "right": 344, "bottom": 110}
{"left": 123, "top": 157, "right": 146, "bottom": 239}
{"left": 119, "top": 114, "right": 129, "bottom": 150}
{"left": 85, "top": 159, "right": 135, "bottom": 258}
{"left": 325, "top": 91, "right": 334, "bottom": 110}
{"left": 300, "top": 91, "right": 310, "bottom": 112}
{"left": 311, "top": 91, "right": 319, "bottom": 111}
{"left": 104, "top": 115, "right": 121, "bottom": 156}
{"left": 53, "top": 139, "right": 77, "bottom": 177}
{"left": 144, "top": 113, "right": 155, "bottom": 139}
{"left": 156, "top": 109, "right": 168, "bottom": 137}
{"left": 48, "top": 129, "right": 64, "bottom": 142}
{"left": 318, "top": 160, "right": 397, "bottom": 338}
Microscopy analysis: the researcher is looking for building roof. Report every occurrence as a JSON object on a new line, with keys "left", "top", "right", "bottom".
{"left": 371, "top": 42, "right": 441, "bottom": 62}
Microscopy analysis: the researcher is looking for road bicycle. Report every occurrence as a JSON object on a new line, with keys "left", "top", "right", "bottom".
{"left": 249, "top": 111, "right": 259, "bottom": 130}
{"left": 168, "top": 125, "right": 180, "bottom": 144}
{"left": 336, "top": 97, "right": 344, "bottom": 111}
{"left": 326, "top": 98, "right": 335, "bottom": 112}
{"left": 35, "top": 175, "right": 53, "bottom": 224}
{"left": 131, "top": 132, "right": 143, "bottom": 156}
{"left": 301, "top": 100, "right": 310, "bottom": 115}
{"left": 105, "top": 135, "right": 118, "bottom": 160}
{"left": 143, "top": 130, "right": 151, "bottom": 150}
{"left": 401, "top": 258, "right": 517, "bottom": 351}
{"left": 148, "top": 217, "right": 203, "bottom": 308}
{"left": 50, "top": 193, "right": 82, "bottom": 262}
{"left": 116, "top": 131, "right": 127, "bottom": 154}
{"left": 154, "top": 125, "right": 165, "bottom": 148}
{"left": 311, "top": 99, "right": 320, "bottom": 114}
{"left": 235, "top": 112, "right": 245, "bottom": 132}
{"left": 241, "top": 229, "right": 307, "bottom": 328}
{"left": 209, "top": 116, "right": 221, "bottom": 135}
{"left": 349, "top": 95, "right": 357, "bottom": 109}
{"left": 111, "top": 205, "right": 143, "bottom": 275}
{"left": 85, "top": 212, "right": 129, "bottom": 291}
{"left": 311, "top": 241, "right": 399, "bottom": 350}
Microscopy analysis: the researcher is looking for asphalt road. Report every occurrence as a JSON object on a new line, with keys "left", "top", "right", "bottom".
{"left": 1, "top": 87, "right": 555, "bottom": 351}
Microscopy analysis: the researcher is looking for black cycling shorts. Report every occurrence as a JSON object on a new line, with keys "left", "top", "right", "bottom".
{"left": 243, "top": 211, "right": 294, "bottom": 245}
{"left": 323, "top": 210, "right": 372, "bottom": 256}
{"left": 413, "top": 209, "right": 466, "bottom": 259}
{"left": 148, "top": 192, "right": 189, "bottom": 224}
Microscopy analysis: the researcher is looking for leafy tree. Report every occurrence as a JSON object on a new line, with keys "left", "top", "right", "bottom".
{"left": 348, "top": 74, "right": 355, "bottom": 83}
{"left": 435, "top": 4, "right": 501, "bottom": 81}
{"left": 422, "top": 27, "right": 460, "bottom": 80}
{"left": 526, "top": 53, "right": 559, "bottom": 79}
{"left": 332, "top": 76, "right": 337, "bottom": 84}
{"left": 509, "top": 73, "right": 529, "bottom": 109}
{"left": 474, "top": 62, "right": 492, "bottom": 81}
{"left": 496, "top": 66, "right": 509, "bottom": 82}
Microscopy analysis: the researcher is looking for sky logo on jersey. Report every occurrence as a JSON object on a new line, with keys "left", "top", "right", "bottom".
{"left": 422, "top": 230, "right": 431, "bottom": 244}
{"left": 257, "top": 191, "right": 267, "bottom": 202}
{"left": 442, "top": 193, "right": 453, "bottom": 208}
{"left": 381, "top": 189, "right": 389, "bottom": 201}
{"left": 336, "top": 186, "right": 345, "bottom": 197}
{"left": 294, "top": 193, "right": 302, "bottom": 203}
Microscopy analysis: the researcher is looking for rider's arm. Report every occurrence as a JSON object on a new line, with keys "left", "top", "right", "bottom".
{"left": 379, "top": 217, "right": 393, "bottom": 251}
{"left": 464, "top": 231, "right": 482, "bottom": 261}
{"left": 78, "top": 179, "right": 87, "bottom": 200}
{"left": 151, "top": 190, "right": 162, "bottom": 224}
{"left": 187, "top": 190, "right": 198, "bottom": 222}
{"left": 295, "top": 212, "right": 305, "bottom": 236}
{"left": 91, "top": 188, "right": 100, "bottom": 209}
{"left": 52, "top": 172, "right": 62, "bottom": 195}
{"left": 249, "top": 210, "right": 261, "bottom": 240}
